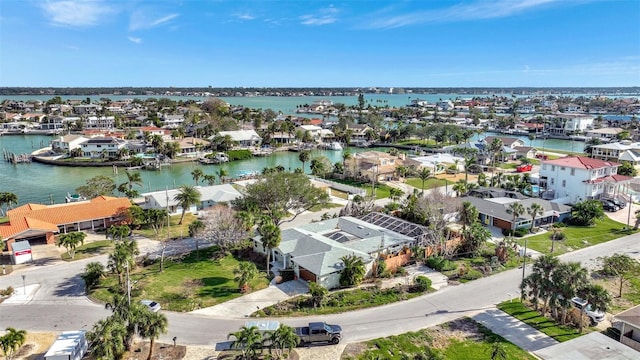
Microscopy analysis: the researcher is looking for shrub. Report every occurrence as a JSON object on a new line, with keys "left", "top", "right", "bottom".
{"left": 502, "top": 228, "right": 529, "bottom": 237}
{"left": 414, "top": 276, "right": 432, "bottom": 291}
{"left": 0, "top": 286, "right": 14, "bottom": 297}
{"left": 461, "top": 268, "right": 483, "bottom": 281}
{"left": 226, "top": 149, "right": 253, "bottom": 161}
{"left": 550, "top": 232, "right": 566, "bottom": 241}
{"left": 425, "top": 256, "right": 456, "bottom": 272}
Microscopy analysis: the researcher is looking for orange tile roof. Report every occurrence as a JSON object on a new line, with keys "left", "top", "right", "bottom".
{"left": 1, "top": 196, "right": 131, "bottom": 240}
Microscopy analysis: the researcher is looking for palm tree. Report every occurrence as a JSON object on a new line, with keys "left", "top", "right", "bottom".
{"left": 228, "top": 325, "right": 264, "bottom": 359}
{"left": 527, "top": 203, "right": 544, "bottom": 233}
{"left": 342, "top": 150, "right": 352, "bottom": 175}
{"left": 191, "top": 168, "right": 204, "bottom": 185}
{"left": 308, "top": 282, "right": 329, "bottom": 308}
{"left": 217, "top": 167, "right": 229, "bottom": 184}
{"left": 137, "top": 311, "right": 168, "bottom": 360}
{"left": 488, "top": 138, "right": 503, "bottom": 185}
{"left": 458, "top": 201, "right": 480, "bottom": 233}
{"left": 339, "top": 254, "right": 366, "bottom": 287}
{"left": 452, "top": 179, "right": 468, "bottom": 197}
{"left": 0, "top": 192, "right": 18, "bottom": 216}
{"left": 0, "top": 327, "right": 27, "bottom": 360}
{"left": 550, "top": 262, "right": 588, "bottom": 323}
{"left": 203, "top": 174, "right": 216, "bottom": 185}
{"left": 577, "top": 284, "right": 611, "bottom": 332}
{"left": 55, "top": 232, "right": 86, "bottom": 259}
{"left": 107, "top": 240, "right": 139, "bottom": 288}
{"left": 507, "top": 202, "right": 525, "bottom": 231}
{"left": 417, "top": 167, "right": 431, "bottom": 194}
{"left": 234, "top": 262, "right": 259, "bottom": 293}
{"left": 388, "top": 187, "right": 404, "bottom": 204}
{"left": 87, "top": 317, "right": 127, "bottom": 360}
{"left": 188, "top": 219, "right": 205, "bottom": 237}
{"left": 107, "top": 225, "right": 131, "bottom": 241}
{"left": 258, "top": 220, "right": 281, "bottom": 277}
{"left": 268, "top": 324, "right": 299, "bottom": 358}
{"left": 533, "top": 254, "right": 560, "bottom": 314}
{"left": 298, "top": 150, "right": 310, "bottom": 172}
{"left": 173, "top": 185, "right": 201, "bottom": 225}
{"left": 124, "top": 171, "right": 142, "bottom": 193}
{"left": 489, "top": 341, "right": 508, "bottom": 360}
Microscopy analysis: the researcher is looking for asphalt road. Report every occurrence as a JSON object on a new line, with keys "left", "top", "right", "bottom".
{"left": 1, "top": 232, "right": 638, "bottom": 348}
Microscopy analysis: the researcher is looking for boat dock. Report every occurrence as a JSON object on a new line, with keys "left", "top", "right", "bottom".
{"left": 2, "top": 149, "right": 32, "bottom": 164}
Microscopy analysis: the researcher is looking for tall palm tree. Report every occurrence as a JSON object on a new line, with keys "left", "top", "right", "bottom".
{"left": 507, "top": 202, "right": 525, "bottom": 231}
{"left": 258, "top": 220, "right": 281, "bottom": 277}
{"left": 532, "top": 254, "right": 560, "bottom": 314}
{"left": 417, "top": 167, "right": 432, "bottom": 194}
{"left": 125, "top": 171, "right": 142, "bottom": 193}
{"left": 488, "top": 138, "right": 503, "bottom": 185}
{"left": 527, "top": 203, "right": 544, "bottom": 233}
{"left": 298, "top": 150, "right": 310, "bottom": 172}
{"left": 87, "top": 317, "right": 127, "bottom": 360}
{"left": 458, "top": 201, "right": 480, "bottom": 233}
{"left": 137, "top": 311, "right": 168, "bottom": 360}
{"left": 173, "top": 185, "right": 201, "bottom": 225}
{"left": 217, "top": 167, "right": 229, "bottom": 184}
{"left": 577, "top": 284, "right": 611, "bottom": 332}
{"left": 55, "top": 232, "right": 86, "bottom": 259}
{"left": 191, "top": 168, "right": 204, "bottom": 185}
{"left": 107, "top": 225, "right": 131, "bottom": 241}
{"left": 550, "top": 262, "right": 588, "bottom": 324}
{"left": 203, "top": 174, "right": 216, "bottom": 185}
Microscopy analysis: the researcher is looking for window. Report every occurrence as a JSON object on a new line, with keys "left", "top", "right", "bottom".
{"left": 561, "top": 167, "right": 565, "bottom": 171}
{"left": 570, "top": 168, "right": 575, "bottom": 176}
{"left": 551, "top": 178, "right": 555, "bottom": 185}
{"left": 551, "top": 165, "right": 556, "bottom": 171}
{"left": 562, "top": 180, "right": 566, "bottom": 187}
{"left": 543, "top": 165, "right": 547, "bottom": 170}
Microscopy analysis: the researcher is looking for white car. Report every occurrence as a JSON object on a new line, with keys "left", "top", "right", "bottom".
{"left": 571, "top": 297, "right": 605, "bottom": 324}
{"left": 140, "top": 300, "right": 161, "bottom": 312}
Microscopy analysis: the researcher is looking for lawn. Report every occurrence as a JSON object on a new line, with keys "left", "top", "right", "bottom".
{"left": 61, "top": 240, "right": 114, "bottom": 261}
{"left": 0, "top": 217, "right": 8, "bottom": 224}
{"left": 405, "top": 177, "right": 454, "bottom": 190}
{"left": 342, "top": 317, "right": 535, "bottom": 360}
{"left": 133, "top": 213, "right": 198, "bottom": 240}
{"left": 520, "top": 217, "right": 636, "bottom": 255}
{"left": 331, "top": 178, "right": 393, "bottom": 199}
{"left": 497, "top": 299, "right": 585, "bottom": 342}
{"left": 89, "top": 247, "right": 269, "bottom": 312}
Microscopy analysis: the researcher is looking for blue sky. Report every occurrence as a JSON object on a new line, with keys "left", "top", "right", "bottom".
{"left": 1, "top": 0, "right": 639, "bottom": 87}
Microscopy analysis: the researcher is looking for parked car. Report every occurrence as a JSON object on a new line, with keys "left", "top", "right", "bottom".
{"left": 609, "top": 198, "right": 627, "bottom": 209}
{"left": 295, "top": 322, "right": 342, "bottom": 345}
{"left": 516, "top": 163, "right": 533, "bottom": 172}
{"left": 571, "top": 297, "right": 605, "bottom": 324}
{"left": 140, "top": 300, "right": 161, "bottom": 312}
{"left": 600, "top": 199, "right": 619, "bottom": 212}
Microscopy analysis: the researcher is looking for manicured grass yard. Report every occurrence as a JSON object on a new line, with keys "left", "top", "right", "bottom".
{"left": 497, "top": 299, "right": 583, "bottom": 342}
{"left": 133, "top": 213, "right": 198, "bottom": 240}
{"left": 521, "top": 217, "right": 636, "bottom": 255}
{"left": 61, "top": 240, "right": 114, "bottom": 261}
{"left": 343, "top": 317, "right": 535, "bottom": 360}
{"left": 90, "top": 247, "right": 269, "bottom": 312}
{"left": 331, "top": 178, "right": 393, "bottom": 199}
{"left": 405, "top": 177, "right": 453, "bottom": 190}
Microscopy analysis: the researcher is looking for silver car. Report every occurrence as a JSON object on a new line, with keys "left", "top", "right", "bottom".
{"left": 140, "top": 300, "right": 161, "bottom": 312}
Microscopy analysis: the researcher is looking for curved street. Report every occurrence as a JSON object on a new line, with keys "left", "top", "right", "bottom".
{"left": 1, "top": 231, "right": 638, "bottom": 348}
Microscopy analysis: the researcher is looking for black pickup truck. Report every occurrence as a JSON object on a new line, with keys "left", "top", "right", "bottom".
{"left": 295, "top": 322, "right": 342, "bottom": 345}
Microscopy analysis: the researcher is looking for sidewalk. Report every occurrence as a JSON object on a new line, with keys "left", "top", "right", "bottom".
{"left": 472, "top": 307, "right": 558, "bottom": 352}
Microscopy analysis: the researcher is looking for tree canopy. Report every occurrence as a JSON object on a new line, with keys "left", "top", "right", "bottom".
{"left": 233, "top": 171, "right": 329, "bottom": 226}
{"left": 76, "top": 175, "right": 116, "bottom": 198}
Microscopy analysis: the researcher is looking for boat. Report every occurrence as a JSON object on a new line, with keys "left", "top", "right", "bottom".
{"left": 65, "top": 192, "right": 87, "bottom": 203}
{"left": 320, "top": 142, "right": 343, "bottom": 150}
{"left": 200, "top": 152, "right": 230, "bottom": 164}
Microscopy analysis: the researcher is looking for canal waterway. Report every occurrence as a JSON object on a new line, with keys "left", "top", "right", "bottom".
{"left": 0, "top": 131, "right": 585, "bottom": 207}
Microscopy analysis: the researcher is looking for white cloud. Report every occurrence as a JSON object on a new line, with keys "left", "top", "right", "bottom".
{"left": 128, "top": 36, "right": 142, "bottom": 44}
{"left": 40, "top": 0, "right": 115, "bottom": 27}
{"left": 129, "top": 11, "right": 179, "bottom": 31}
{"left": 300, "top": 5, "right": 339, "bottom": 25}
{"left": 363, "top": 0, "right": 564, "bottom": 29}
{"left": 235, "top": 13, "right": 256, "bottom": 21}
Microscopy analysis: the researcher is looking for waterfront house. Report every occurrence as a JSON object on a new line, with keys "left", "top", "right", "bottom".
{"left": 137, "top": 126, "right": 172, "bottom": 141}
{"left": 539, "top": 156, "right": 632, "bottom": 204}
{"left": 407, "top": 153, "right": 464, "bottom": 174}
{"left": 169, "top": 137, "right": 210, "bottom": 157}
{"left": 140, "top": 184, "right": 242, "bottom": 215}
{"left": 0, "top": 196, "right": 131, "bottom": 252}
{"left": 51, "top": 135, "right": 88, "bottom": 154}
{"left": 85, "top": 116, "right": 116, "bottom": 129}
{"left": 544, "top": 114, "right": 594, "bottom": 135}
{"left": 585, "top": 127, "right": 625, "bottom": 141}
{"left": 460, "top": 196, "right": 571, "bottom": 230}
{"left": 253, "top": 213, "right": 431, "bottom": 289}
{"left": 344, "top": 151, "right": 405, "bottom": 182}
{"left": 212, "top": 130, "right": 262, "bottom": 148}
{"left": 590, "top": 141, "right": 640, "bottom": 165}
{"left": 73, "top": 104, "right": 100, "bottom": 115}
{"left": 80, "top": 137, "right": 127, "bottom": 158}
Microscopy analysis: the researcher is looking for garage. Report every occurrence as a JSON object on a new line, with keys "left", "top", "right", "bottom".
{"left": 298, "top": 267, "right": 317, "bottom": 282}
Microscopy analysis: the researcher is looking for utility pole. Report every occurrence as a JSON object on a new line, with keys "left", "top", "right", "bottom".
{"left": 21, "top": 275, "right": 26, "bottom": 295}
{"left": 125, "top": 262, "right": 131, "bottom": 306}
{"left": 521, "top": 237, "right": 528, "bottom": 284}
